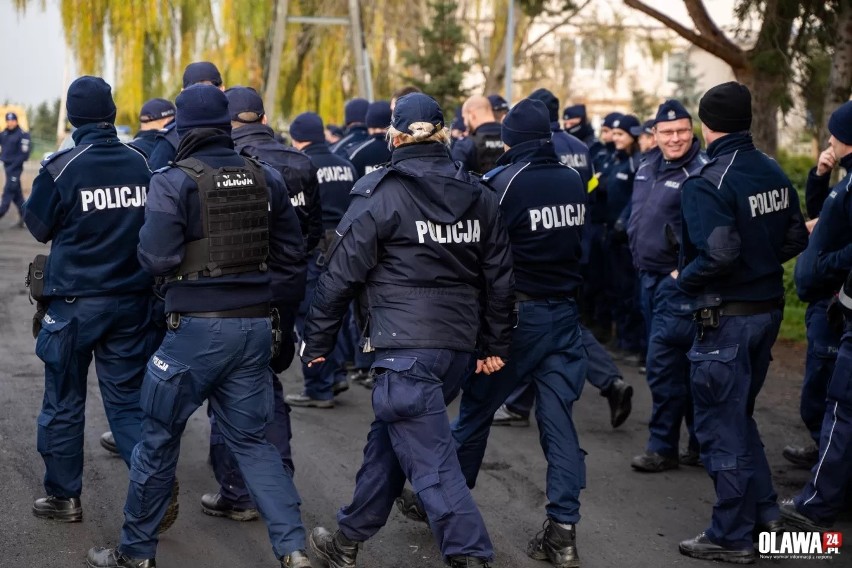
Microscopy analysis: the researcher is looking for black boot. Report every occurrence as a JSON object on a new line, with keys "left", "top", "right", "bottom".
{"left": 201, "top": 492, "right": 259, "bottom": 521}
{"left": 678, "top": 532, "right": 755, "bottom": 564}
{"left": 281, "top": 550, "right": 312, "bottom": 568}
{"left": 630, "top": 451, "right": 679, "bottom": 472}
{"left": 527, "top": 518, "right": 580, "bottom": 568}
{"left": 603, "top": 378, "right": 633, "bottom": 428}
{"left": 100, "top": 431, "right": 120, "bottom": 456}
{"left": 309, "top": 527, "right": 358, "bottom": 568}
{"left": 679, "top": 447, "right": 703, "bottom": 467}
{"left": 782, "top": 444, "right": 819, "bottom": 468}
{"left": 32, "top": 496, "right": 82, "bottom": 522}
{"left": 448, "top": 556, "right": 491, "bottom": 567}
{"left": 779, "top": 498, "right": 830, "bottom": 531}
{"left": 86, "top": 547, "right": 155, "bottom": 568}
{"left": 394, "top": 487, "right": 428, "bottom": 524}
{"left": 752, "top": 519, "right": 783, "bottom": 542}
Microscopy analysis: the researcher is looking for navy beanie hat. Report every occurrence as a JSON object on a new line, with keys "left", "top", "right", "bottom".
{"left": 365, "top": 100, "right": 392, "bottom": 129}
{"left": 182, "top": 61, "right": 223, "bottom": 88}
{"left": 290, "top": 112, "right": 326, "bottom": 144}
{"left": 828, "top": 100, "right": 852, "bottom": 146}
{"left": 501, "top": 98, "right": 551, "bottom": 147}
{"left": 175, "top": 84, "right": 231, "bottom": 137}
{"left": 528, "top": 88, "right": 560, "bottom": 123}
{"left": 344, "top": 98, "right": 369, "bottom": 125}
{"left": 392, "top": 93, "right": 444, "bottom": 135}
{"left": 611, "top": 114, "right": 640, "bottom": 136}
{"left": 699, "top": 81, "right": 752, "bottom": 133}
{"left": 66, "top": 76, "right": 117, "bottom": 127}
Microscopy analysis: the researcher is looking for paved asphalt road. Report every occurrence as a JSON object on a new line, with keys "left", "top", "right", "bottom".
{"left": 0, "top": 217, "right": 847, "bottom": 567}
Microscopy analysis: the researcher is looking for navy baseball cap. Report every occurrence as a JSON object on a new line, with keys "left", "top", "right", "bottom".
{"left": 5, "top": 112, "right": 17, "bottom": 121}
{"left": 630, "top": 119, "right": 655, "bottom": 137}
{"left": 139, "top": 98, "right": 176, "bottom": 122}
{"left": 562, "top": 104, "right": 586, "bottom": 121}
{"left": 182, "top": 61, "right": 223, "bottom": 88}
{"left": 225, "top": 86, "right": 265, "bottom": 122}
{"left": 488, "top": 94, "right": 509, "bottom": 112}
{"left": 602, "top": 112, "right": 623, "bottom": 129}
{"left": 392, "top": 93, "right": 444, "bottom": 134}
{"left": 655, "top": 99, "right": 692, "bottom": 125}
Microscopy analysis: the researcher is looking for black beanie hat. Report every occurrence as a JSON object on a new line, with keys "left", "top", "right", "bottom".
{"left": 66, "top": 76, "right": 117, "bottom": 127}
{"left": 698, "top": 81, "right": 752, "bottom": 133}
{"left": 290, "top": 112, "right": 326, "bottom": 144}
{"left": 175, "top": 84, "right": 231, "bottom": 137}
{"left": 365, "top": 100, "right": 392, "bottom": 129}
{"left": 828, "top": 100, "right": 852, "bottom": 146}
{"left": 344, "top": 98, "right": 369, "bottom": 126}
{"left": 501, "top": 98, "right": 551, "bottom": 147}
{"left": 528, "top": 88, "right": 560, "bottom": 123}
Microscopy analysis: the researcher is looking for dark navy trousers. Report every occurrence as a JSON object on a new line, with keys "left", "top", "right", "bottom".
{"left": 801, "top": 298, "right": 840, "bottom": 444}
{"left": 337, "top": 348, "right": 493, "bottom": 561}
{"left": 581, "top": 222, "right": 611, "bottom": 330}
{"left": 453, "top": 300, "right": 587, "bottom": 523}
{"left": 0, "top": 166, "right": 24, "bottom": 219}
{"left": 639, "top": 271, "right": 698, "bottom": 456}
{"left": 606, "top": 236, "right": 644, "bottom": 353}
{"left": 296, "top": 252, "right": 347, "bottom": 399}
{"left": 35, "top": 294, "right": 158, "bottom": 498}
{"left": 688, "top": 309, "right": 783, "bottom": 550}
{"left": 794, "top": 326, "right": 852, "bottom": 526}
{"left": 119, "top": 316, "right": 305, "bottom": 560}
{"left": 503, "top": 325, "right": 617, "bottom": 418}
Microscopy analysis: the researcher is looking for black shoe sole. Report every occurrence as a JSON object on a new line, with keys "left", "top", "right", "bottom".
{"left": 781, "top": 451, "right": 818, "bottom": 468}
{"left": 201, "top": 504, "right": 259, "bottom": 521}
{"left": 527, "top": 542, "right": 580, "bottom": 568}
{"left": 394, "top": 496, "right": 429, "bottom": 524}
{"left": 158, "top": 479, "right": 180, "bottom": 533}
{"left": 610, "top": 385, "right": 633, "bottom": 428}
{"left": 309, "top": 533, "right": 356, "bottom": 568}
{"left": 32, "top": 507, "right": 82, "bottom": 523}
{"left": 492, "top": 419, "right": 530, "bottom": 427}
{"left": 631, "top": 462, "right": 679, "bottom": 473}
{"left": 679, "top": 545, "right": 755, "bottom": 564}
{"left": 99, "top": 438, "right": 120, "bottom": 456}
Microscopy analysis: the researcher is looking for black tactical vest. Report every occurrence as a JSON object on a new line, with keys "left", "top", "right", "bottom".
{"left": 471, "top": 128, "right": 504, "bottom": 175}
{"left": 170, "top": 157, "right": 269, "bottom": 280}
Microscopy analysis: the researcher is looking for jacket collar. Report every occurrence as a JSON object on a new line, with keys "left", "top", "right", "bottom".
{"left": 706, "top": 131, "right": 754, "bottom": 158}
{"left": 497, "top": 139, "right": 557, "bottom": 166}
{"left": 392, "top": 141, "right": 451, "bottom": 165}
{"left": 232, "top": 123, "right": 275, "bottom": 145}
{"left": 72, "top": 122, "right": 118, "bottom": 145}
{"left": 302, "top": 142, "right": 332, "bottom": 156}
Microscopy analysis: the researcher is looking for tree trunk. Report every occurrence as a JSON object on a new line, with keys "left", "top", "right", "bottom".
{"left": 735, "top": 66, "right": 782, "bottom": 156}
{"left": 825, "top": 0, "right": 852, "bottom": 122}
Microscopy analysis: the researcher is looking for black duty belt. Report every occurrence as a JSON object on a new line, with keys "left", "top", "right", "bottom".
{"left": 180, "top": 303, "right": 271, "bottom": 318}
{"left": 516, "top": 291, "right": 577, "bottom": 302}
{"left": 717, "top": 299, "right": 784, "bottom": 317}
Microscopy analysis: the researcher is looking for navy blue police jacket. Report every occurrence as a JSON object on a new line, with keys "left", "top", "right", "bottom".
{"left": 451, "top": 121, "right": 504, "bottom": 175}
{"left": 331, "top": 124, "right": 370, "bottom": 157}
{"left": 794, "top": 153, "right": 852, "bottom": 302}
{"left": 0, "top": 126, "right": 31, "bottom": 175}
{"left": 484, "top": 139, "right": 586, "bottom": 298}
{"left": 600, "top": 148, "right": 639, "bottom": 227}
{"left": 137, "top": 129, "right": 305, "bottom": 313}
{"left": 233, "top": 123, "right": 323, "bottom": 254}
{"left": 569, "top": 122, "right": 604, "bottom": 160}
{"left": 805, "top": 165, "right": 835, "bottom": 219}
{"left": 550, "top": 123, "right": 593, "bottom": 188}
{"left": 23, "top": 123, "right": 152, "bottom": 297}
{"left": 346, "top": 133, "right": 392, "bottom": 178}
{"left": 129, "top": 129, "right": 160, "bottom": 158}
{"left": 301, "top": 142, "right": 358, "bottom": 231}
{"left": 678, "top": 132, "right": 808, "bottom": 303}
{"left": 146, "top": 122, "right": 180, "bottom": 170}
{"left": 301, "top": 142, "right": 515, "bottom": 361}
{"left": 627, "top": 139, "right": 708, "bottom": 273}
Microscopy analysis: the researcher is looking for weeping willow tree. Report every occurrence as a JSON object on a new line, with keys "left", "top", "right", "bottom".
{"left": 15, "top": 0, "right": 445, "bottom": 125}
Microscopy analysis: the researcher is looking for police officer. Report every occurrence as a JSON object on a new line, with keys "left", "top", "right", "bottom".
{"left": 130, "top": 98, "right": 175, "bottom": 157}
{"left": 627, "top": 100, "right": 707, "bottom": 473}
{"left": 0, "top": 111, "right": 31, "bottom": 226}
{"left": 23, "top": 77, "right": 165, "bottom": 526}
{"left": 528, "top": 88, "right": 593, "bottom": 188}
{"left": 562, "top": 104, "right": 603, "bottom": 160}
{"left": 301, "top": 92, "right": 514, "bottom": 568}
{"left": 632, "top": 119, "right": 657, "bottom": 156}
{"left": 286, "top": 112, "right": 358, "bottom": 408}
{"left": 330, "top": 98, "right": 370, "bottom": 156}
{"left": 346, "top": 100, "right": 392, "bottom": 178}
{"left": 676, "top": 82, "right": 808, "bottom": 563}
{"left": 447, "top": 98, "right": 588, "bottom": 567}
{"left": 86, "top": 84, "right": 311, "bottom": 568}
{"left": 488, "top": 93, "right": 509, "bottom": 123}
{"left": 146, "top": 61, "right": 224, "bottom": 170}
{"left": 325, "top": 124, "right": 343, "bottom": 145}
{"left": 785, "top": 115, "right": 852, "bottom": 468}
{"left": 195, "top": 86, "right": 314, "bottom": 523}
{"left": 452, "top": 94, "right": 504, "bottom": 175}
{"left": 779, "top": 101, "right": 852, "bottom": 531}
{"left": 605, "top": 114, "right": 644, "bottom": 360}
{"left": 450, "top": 107, "right": 467, "bottom": 150}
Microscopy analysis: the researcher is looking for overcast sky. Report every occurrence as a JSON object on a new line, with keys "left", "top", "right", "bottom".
{"left": 0, "top": 1, "right": 66, "bottom": 108}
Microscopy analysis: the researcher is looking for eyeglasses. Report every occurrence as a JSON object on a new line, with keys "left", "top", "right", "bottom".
{"left": 655, "top": 128, "right": 692, "bottom": 139}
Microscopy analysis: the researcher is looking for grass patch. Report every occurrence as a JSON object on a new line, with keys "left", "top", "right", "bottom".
{"left": 780, "top": 259, "right": 807, "bottom": 343}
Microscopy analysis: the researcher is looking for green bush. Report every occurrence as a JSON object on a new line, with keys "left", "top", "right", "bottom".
{"left": 781, "top": 259, "right": 807, "bottom": 342}
{"left": 777, "top": 150, "right": 814, "bottom": 216}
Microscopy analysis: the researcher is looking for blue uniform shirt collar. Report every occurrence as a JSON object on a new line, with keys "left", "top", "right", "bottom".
{"left": 661, "top": 137, "right": 703, "bottom": 171}
{"left": 71, "top": 122, "right": 118, "bottom": 145}
{"left": 706, "top": 131, "right": 754, "bottom": 159}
